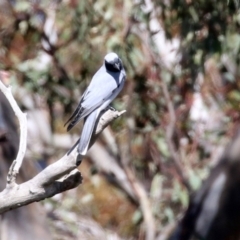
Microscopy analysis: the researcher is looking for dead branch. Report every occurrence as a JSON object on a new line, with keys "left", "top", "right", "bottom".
{"left": 0, "top": 81, "right": 28, "bottom": 188}
{"left": 0, "top": 79, "right": 125, "bottom": 213}
{"left": 88, "top": 142, "right": 137, "bottom": 201}
{"left": 124, "top": 166, "right": 156, "bottom": 240}
{"left": 117, "top": 115, "right": 156, "bottom": 240}
{"left": 160, "top": 79, "right": 191, "bottom": 191}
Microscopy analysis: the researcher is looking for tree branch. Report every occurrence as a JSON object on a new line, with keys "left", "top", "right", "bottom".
{"left": 0, "top": 79, "right": 126, "bottom": 213}
{"left": 0, "top": 80, "right": 28, "bottom": 188}
{"left": 160, "top": 79, "right": 191, "bottom": 191}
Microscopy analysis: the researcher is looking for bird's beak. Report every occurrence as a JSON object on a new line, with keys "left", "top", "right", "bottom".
{"left": 114, "top": 62, "right": 121, "bottom": 71}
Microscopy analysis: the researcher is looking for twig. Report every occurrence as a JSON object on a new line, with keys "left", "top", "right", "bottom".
{"left": 124, "top": 166, "right": 156, "bottom": 240}
{"left": 160, "top": 79, "right": 191, "bottom": 191}
{"left": 0, "top": 80, "right": 28, "bottom": 188}
{"left": 117, "top": 114, "right": 156, "bottom": 240}
{"left": 88, "top": 142, "right": 138, "bottom": 201}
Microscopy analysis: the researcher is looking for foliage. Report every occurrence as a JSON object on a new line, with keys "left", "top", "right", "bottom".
{"left": 1, "top": 0, "right": 240, "bottom": 239}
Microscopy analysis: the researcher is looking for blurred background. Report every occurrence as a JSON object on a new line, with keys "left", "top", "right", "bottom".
{"left": 0, "top": 0, "right": 240, "bottom": 239}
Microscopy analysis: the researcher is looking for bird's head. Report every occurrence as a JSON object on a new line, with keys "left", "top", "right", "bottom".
{"left": 104, "top": 52, "right": 122, "bottom": 72}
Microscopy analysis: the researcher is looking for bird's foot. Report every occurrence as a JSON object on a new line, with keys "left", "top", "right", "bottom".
{"left": 108, "top": 106, "right": 116, "bottom": 111}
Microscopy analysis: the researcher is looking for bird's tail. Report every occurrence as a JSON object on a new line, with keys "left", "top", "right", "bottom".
{"left": 67, "top": 138, "right": 79, "bottom": 156}
{"left": 78, "top": 109, "right": 98, "bottom": 155}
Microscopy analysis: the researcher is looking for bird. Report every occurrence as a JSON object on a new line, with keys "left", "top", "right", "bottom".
{"left": 65, "top": 52, "right": 126, "bottom": 156}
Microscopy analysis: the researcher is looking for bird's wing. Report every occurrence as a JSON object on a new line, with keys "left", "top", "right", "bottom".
{"left": 65, "top": 67, "right": 121, "bottom": 131}
{"left": 64, "top": 87, "right": 89, "bottom": 128}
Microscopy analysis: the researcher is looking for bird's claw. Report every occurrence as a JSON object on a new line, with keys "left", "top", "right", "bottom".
{"left": 108, "top": 106, "right": 116, "bottom": 111}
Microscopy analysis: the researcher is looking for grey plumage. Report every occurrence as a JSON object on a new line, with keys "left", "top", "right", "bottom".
{"left": 65, "top": 52, "right": 126, "bottom": 155}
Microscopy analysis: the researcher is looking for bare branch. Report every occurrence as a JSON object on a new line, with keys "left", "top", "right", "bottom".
{"left": 0, "top": 108, "right": 125, "bottom": 214}
{"left": 0, "top": 80, "right": 28, "bottom": 188}
{"left": 90, "top": 109, "right": 126, "bottom": 148}
{"left": 161, "top": 79, "right": 191, "bottom": 191}
{"left": 124, "top": 166, "right": 156, "bottom": 240}
{"left": 0, "top": 167, "right": 82, "bottom": 214}
{"left": 88, "top": 142, "right": 137, "bottom": 201}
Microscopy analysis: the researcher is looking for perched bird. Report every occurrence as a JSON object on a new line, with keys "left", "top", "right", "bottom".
{"left": 65, "top": 52, "right": 126, "bottom": 156}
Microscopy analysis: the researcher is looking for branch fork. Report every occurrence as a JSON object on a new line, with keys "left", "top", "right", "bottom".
{"left": 0, "top": 78, "right": 125, "bottom": 213}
